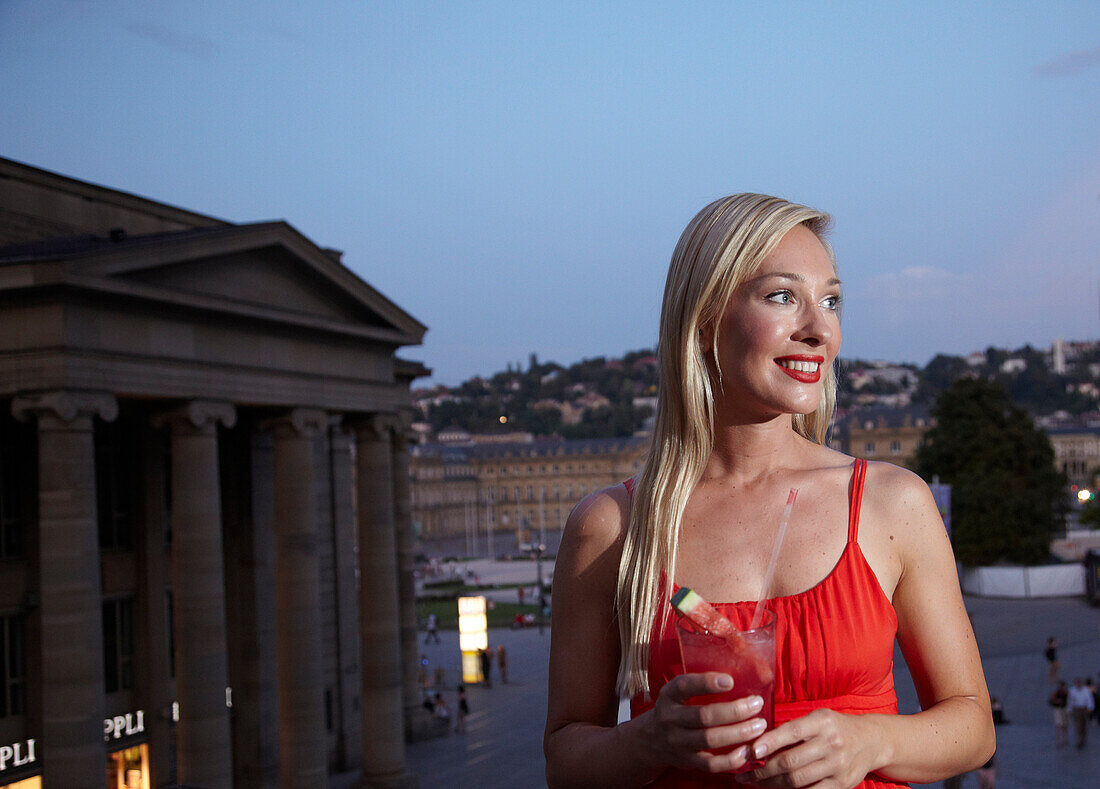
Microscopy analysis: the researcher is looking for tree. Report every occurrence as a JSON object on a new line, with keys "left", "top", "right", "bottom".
{"left": 1081, "top": 500, "right": 1100, "bottom": 529}
{"left": 915, "top": 378, "right": 1066, "bottom": 565}
{"left": 913, "top": 353, "right": 968, "bottom": 403}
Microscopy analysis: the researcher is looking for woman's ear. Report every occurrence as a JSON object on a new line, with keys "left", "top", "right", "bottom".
{"left": 698, "top": 323, "right": 714, "bottom": 356}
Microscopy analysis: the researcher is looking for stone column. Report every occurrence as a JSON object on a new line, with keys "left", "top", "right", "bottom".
{"left": 329, "top": 421, "right": 363, "bottom": 769}
{"left": 157, "top": 400, "right": 236, "bottom": 787}
{"left": 390, "top": 416, "right": 429, "bottom": 739}
{"left": 268, "top": 408, "right": 329, "bottom": 787}
{"left": 12, "top": 390, "right": 117, "bottom": 784}
{"left": 352, "top": 415, "right": 417, "bottom": 788}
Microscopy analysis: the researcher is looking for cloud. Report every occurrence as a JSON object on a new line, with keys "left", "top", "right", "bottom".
{"left": 123, "top": 22, "right": 217, "bottom": 59}
{"left": 858, "top": 264, "right": 962, "bottom": 302}
{"left": 1034, "top": 46, "right": 1100, "bottom": 78}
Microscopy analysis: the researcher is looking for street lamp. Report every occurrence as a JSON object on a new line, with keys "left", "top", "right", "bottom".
{"left": 532, "top": 542, "right": 548, "bottom": 635}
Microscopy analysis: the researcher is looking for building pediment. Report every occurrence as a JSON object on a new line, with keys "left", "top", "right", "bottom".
{"left": 1, "top": 221, "right": 425, "bottom": 346}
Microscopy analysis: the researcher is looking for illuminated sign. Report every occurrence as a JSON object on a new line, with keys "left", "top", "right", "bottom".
{"left": 457, "top": 595, "right": 489, "bottom": 683}
{"left": 0, "top": 739, "right": 35, "bottom": 771}
{"left": 104, "top": 711, "right": 145, "bottom": 742}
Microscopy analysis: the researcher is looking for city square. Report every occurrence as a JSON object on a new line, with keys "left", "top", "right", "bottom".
{"left": 404, "top": 558, "right": 1100, "bottom": 788}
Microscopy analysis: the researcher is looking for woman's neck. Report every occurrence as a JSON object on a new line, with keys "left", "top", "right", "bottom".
{"left": 702, "top": 414, "right": 806, "bottom": 484}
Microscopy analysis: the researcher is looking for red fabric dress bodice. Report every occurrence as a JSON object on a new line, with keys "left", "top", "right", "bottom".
{"left": 627, "top": 460, "right": 908, "bottom": 788}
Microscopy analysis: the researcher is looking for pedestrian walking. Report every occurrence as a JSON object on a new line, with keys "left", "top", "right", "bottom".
{"left": 1087, "top": 676, "right": 1099, "bottom": 726}
{"left": 479, "top": 647, "right": 493, "bottom": 688}
{"left": 1068, "top": 676, "right": 1095, "bottom": 748}
{"left": 497, "top": 644, "right": 509, "bottom": 684}
{"left": 454, "top": 685, "right": 469, "bottom": 733}
{"left": 1045, "top": 636, "right": 1059, "bottom": 682}
{"left": 424, "top": 612, "right": 441, "bottom": 644}
{"left": 1050, "top": 680, "right": 1069, "bottom": 748}
{"left": 431, "top": 692, "right": 451, "bottom": 728}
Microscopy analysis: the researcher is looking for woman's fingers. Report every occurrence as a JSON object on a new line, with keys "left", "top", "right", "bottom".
{"left": 668, "top": 715, "right": 769, "bottom": 752}
{"left": 661, "top": 671, "right": 734, "bottom": 704}
{"left": 742, "top": 709, "right": 871, "bottom": 789}
{"left": 649, "top": 673, "right": 774, "bottom": 773}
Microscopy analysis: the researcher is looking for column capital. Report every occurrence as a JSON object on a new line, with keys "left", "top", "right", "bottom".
{"left": 154, "top": 400, "right": 237, "bottom": 435}
{"left": 11, "top": 390, "right": 118, "bottom": 426}
{"left": 391, "top": 411, "right": 418, "bottom": 449}
{"left": 349, "top": 412, "right": 401, "bottom": 443}
{"left": 263, "top": 407, "right": 328, "bottom": 439}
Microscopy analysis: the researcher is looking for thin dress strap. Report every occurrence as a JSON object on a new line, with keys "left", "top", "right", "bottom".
{"left": 848, "top": 458, "right": 867, "bottom": 543}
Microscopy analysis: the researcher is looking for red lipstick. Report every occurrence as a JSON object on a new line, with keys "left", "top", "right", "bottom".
{"left": 775, "top": 355, "right": 825, "bottom": 384}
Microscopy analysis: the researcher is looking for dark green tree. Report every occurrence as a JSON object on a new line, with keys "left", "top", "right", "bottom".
{"left": 915, "top": 378, "right": 1066, "bottom": 565}
{"left": 1080, "top": 492, "right": 1100, "bottom": 529}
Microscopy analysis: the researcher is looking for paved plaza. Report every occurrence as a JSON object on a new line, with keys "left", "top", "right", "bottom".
{"left": 402, "top": 558, "right": 1100, "bottom": 788}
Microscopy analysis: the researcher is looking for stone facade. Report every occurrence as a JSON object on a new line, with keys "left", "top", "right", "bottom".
{"left": 837, "top": 406, "right": 933, "bottom": 470}
{"left": 0, "top": 157, "right": 425, "bottom": 787}
{"left": 410, "top": 436, "right": 647, "bottom": 548}
{"left": 1046, "top": 424, "right": 1100, "bottom": 488}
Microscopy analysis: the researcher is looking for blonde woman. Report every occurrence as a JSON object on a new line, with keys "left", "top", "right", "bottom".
{"left": 544, "top": 194, "right": 994, "bottom": 787}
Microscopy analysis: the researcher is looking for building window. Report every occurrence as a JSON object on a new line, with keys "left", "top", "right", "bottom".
{"left": 103, "top": 597, "right": 134, "bottom": 693}
{"left": 0, "top": 417, "right": 31, "bottom": 560}
{"left": 167, "top": 591, "right": 175, "bottom": 678}
{"left": 864, "top": 442, "right": 875, "bottom": 454}
{"left": 0, "top": 613, "right": 26, "bottom": 717}
{"left": 890, "top": 441, "right": 902, "bottom": 455}
{"left": 0, "top": 448, "right": 23, "bottom": 560}
{"left": 96, "top": 420, "right": 135, "bottom": 550}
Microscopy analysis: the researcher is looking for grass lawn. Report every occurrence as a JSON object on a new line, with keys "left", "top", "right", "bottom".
{"left": 416, "top": 598, "right": 542, "bottom": 630}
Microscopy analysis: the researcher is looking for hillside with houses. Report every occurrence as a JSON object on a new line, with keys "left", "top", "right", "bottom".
{"left": 413, "top": 339, "right": 1100, "bottom": 442}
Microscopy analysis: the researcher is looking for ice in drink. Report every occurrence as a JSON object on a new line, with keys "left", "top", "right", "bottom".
{"left": 675, "top": 609, "right": 776, "bottom": 773}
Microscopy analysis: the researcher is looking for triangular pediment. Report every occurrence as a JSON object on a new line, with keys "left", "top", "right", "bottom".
{"left": 123, "top": 244, "right": 388, "bottom": 328}
{"left": 28, "top": 222, "right": 426, "bottom": 346}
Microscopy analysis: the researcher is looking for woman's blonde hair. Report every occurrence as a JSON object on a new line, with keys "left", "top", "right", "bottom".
{"left": 615, "top": 193, "right": 836, "bottom": 697}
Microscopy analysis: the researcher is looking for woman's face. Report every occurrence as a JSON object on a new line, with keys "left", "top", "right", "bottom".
{"left": 708, "top": 224, "right": 841, "bottom": 421}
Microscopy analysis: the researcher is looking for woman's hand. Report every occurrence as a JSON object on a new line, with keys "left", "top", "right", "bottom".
{"left": 737, "top": 709, "right": 883, "bottom": 788}
{"left": 641, "top": 671, "right": 771, "bottom": 775}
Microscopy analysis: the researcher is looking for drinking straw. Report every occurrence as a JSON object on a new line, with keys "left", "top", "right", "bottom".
{"left": 750, "top": 488, "right": 799, "bottom": 630}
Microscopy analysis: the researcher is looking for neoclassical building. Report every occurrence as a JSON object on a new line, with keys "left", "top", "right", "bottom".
{"left": 0, "top": 158, "right": 426, "bottom": 787}
{"left": 410, "top": 435, "right": 647, "bottom": 548}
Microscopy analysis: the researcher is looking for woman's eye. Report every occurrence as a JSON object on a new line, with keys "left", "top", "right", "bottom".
{"left": 821, "top": 295, "right": 841, "bottom": 311}
{"left": 766, "top": 290, "right": 793, "bottom": 305}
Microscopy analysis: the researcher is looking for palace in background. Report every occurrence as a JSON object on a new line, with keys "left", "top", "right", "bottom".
{"left": 410, "top": 407, "right": 1100, "bottom": 548}
{"left": 0, "top": 158, "right": 427, "bottom": 787}
{"left": 410, "top": 430, "right": 645, "bottom": 549}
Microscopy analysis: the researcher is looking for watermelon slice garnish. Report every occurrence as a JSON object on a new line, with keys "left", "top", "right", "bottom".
{"left": 670, "top": 587, "right": 738, "bottom": 638}
{"left": 671, "top": 586, "right": 774, "bottom": 685}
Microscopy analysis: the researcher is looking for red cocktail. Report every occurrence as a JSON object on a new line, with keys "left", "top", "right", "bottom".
{"left": 675, "top": 609, "right": 776, "bottom": 773}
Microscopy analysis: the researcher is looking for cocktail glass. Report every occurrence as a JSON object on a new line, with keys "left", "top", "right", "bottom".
{"left": 675, "top": 609, "right": 776, "bottom": 773}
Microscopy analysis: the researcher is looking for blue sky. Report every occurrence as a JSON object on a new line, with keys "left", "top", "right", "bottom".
{"left": 2, "top": 1, "right": 1098, "bottom": 384}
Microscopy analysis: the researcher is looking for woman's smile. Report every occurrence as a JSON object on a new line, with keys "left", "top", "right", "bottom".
{"left": 774, "top": 355, "right": 825, "bottom": 383}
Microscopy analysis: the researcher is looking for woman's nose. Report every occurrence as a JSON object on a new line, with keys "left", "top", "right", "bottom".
{"left": 793, "top": 305, "right": 834, "bottom": 346}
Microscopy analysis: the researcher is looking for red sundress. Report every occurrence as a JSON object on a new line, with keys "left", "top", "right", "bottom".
{"left": 627, "top": 459, "right": 908, "bottom": 788}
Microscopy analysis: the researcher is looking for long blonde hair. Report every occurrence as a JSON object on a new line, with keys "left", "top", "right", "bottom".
{"left": 615, "top": 194, "right": 836, "bottom": 697}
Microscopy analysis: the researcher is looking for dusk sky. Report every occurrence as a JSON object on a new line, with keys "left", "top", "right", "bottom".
{"left": 2, "top": 1, "right": 1098, "bottom": 385}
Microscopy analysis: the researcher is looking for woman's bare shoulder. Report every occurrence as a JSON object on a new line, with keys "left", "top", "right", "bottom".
{"left": 562, "top": 483, "right": 631, "bottom": 554}
{"left": 860, "top": 460, "right": 948, "bottom": 560}
{"left": 862, "top": 461, "right": 938, "bottom": 521}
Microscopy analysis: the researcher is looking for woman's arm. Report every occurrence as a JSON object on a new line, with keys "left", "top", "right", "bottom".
{"left": 544, "top": 487, "right": 767, "bottom": 787}
{"left": 743, "top": 463, "right": 996, "bottom": 787}
{"left": 544, "top": 487, "right": 660, "bottom": 787}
